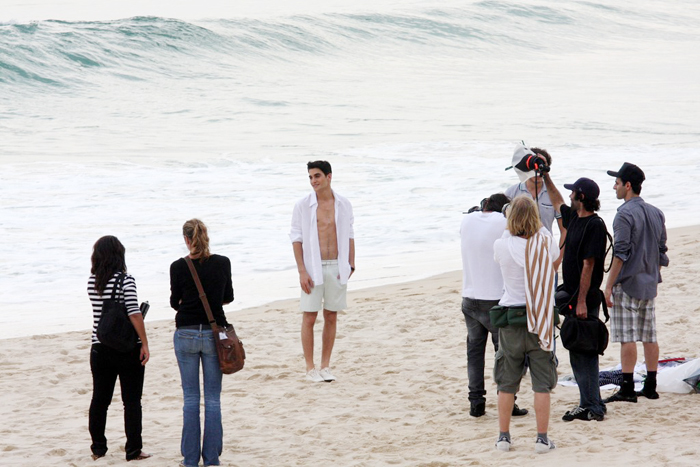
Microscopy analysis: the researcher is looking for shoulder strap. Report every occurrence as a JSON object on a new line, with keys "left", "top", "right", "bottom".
{"left": 110, "top": 272, "right": 126, "bottom": 301}
{"left": 599, "top": 290, "right": 610, "bottom": 322}
{"left": 184, "top": 257, "right": 217, "bottom": 328}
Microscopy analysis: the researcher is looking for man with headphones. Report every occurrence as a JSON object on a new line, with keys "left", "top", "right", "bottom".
{"left": 552, "top": 178, "right": 608, "bottom": 421}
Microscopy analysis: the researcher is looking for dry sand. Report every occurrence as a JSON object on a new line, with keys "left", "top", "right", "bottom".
{"left": 1, "top": 226, "right": 699, "bottom": 466}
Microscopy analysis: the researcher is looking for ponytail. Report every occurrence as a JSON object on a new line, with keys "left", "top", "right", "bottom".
{"left": 182, "top": 219, "right": 211, "bottom": 260}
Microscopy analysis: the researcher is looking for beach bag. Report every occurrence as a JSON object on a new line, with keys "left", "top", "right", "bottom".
{"left": 96, "top": 273, "right": 138, "bottom": 353}
{"left": 184, "top": 257, "right": 245, "bottom": 375}
{"left": 560, "top": 316, "right": 609, "bottom": 355}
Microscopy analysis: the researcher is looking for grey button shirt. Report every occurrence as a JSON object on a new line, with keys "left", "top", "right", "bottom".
{"left": 505, "top": 181, "right": 555, "bottom": 234}
{"left": 613, "top": 196, "right": 669, "bottom": 300}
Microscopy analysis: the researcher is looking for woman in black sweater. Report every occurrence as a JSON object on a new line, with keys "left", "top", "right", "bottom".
{"left": 170, "top": 219, "right": 233, "bottom": 467}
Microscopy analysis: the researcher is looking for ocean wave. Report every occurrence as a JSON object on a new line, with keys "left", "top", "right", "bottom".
{"left": 1, "top": 3, "right": 697, "bottom": 89}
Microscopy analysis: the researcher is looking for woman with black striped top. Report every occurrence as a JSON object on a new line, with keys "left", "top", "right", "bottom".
{"left": 87, "top": 235, "right": 151, "bottom": 462}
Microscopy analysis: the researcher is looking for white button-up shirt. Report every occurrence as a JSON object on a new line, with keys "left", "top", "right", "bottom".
{"left": 289, "top": 190, "right": 354, "bottom": 285}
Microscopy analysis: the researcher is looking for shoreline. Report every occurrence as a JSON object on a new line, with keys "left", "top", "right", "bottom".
{"left": 4, "top": 224, "right": 696, "bottom": 342}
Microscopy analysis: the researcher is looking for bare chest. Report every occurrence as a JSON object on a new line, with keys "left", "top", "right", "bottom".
{"left": 316, "top": 202, "right": 336, "bottom": 230}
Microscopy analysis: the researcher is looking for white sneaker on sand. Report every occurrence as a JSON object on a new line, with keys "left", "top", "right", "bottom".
{"left": 306, "top": 368, "right": 324, "bottom": 382}
{"left": 319, "top": 367, "right": 336, "bottom": 382}
{"left": 495, "top": 435, "right": 511, "bottom": 452}
{"left": 535, "top": 437, "right": 556, "bottom": 453}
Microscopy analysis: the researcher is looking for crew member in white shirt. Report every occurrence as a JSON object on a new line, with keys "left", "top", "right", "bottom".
{"left": 461, "top": 193, "right": 528, "bottom": 418}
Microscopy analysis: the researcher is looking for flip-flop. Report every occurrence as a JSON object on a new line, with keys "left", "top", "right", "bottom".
{"left": 127, "top": 452, "right": 152, "bottom": 462}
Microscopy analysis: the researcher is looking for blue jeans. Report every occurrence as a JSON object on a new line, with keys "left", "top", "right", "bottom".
{"left": 462, "top": 297, "right": 500, "bottom": 403}
{"left": 567, "top": 304, "right": 605, "bottom": 416}
{"left": 174, "top": 328, "right": 223, "bottom": 467}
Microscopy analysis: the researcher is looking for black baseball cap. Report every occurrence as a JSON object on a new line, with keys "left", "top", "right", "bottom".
{"left": 564, "top": 177, "right": 600, "bottom": 200}
{"left": 607, "top": 162, "right": 645, "bottom": 185}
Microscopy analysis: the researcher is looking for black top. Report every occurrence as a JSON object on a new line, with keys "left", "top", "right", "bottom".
{"left": 561, "top": 205, "right": 607, "bottom": 309}
{"left": 170, "top": 254, "right": 233, "bottom": 328}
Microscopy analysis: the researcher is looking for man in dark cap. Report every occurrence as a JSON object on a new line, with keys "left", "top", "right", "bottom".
{"left": 603, "top": 163, "right": 669, "bottom": 403}
{"left": 552, "top": 178, "right": 608, "bottom": 421}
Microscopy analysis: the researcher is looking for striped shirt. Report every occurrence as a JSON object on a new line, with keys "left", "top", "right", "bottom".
{"left": 88, "top": 272, "right": 140, "bottom": 345}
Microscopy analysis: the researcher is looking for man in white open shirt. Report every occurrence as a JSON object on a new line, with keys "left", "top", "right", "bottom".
{"left": 290, "top": 161, "right": 355, "bottom": 383}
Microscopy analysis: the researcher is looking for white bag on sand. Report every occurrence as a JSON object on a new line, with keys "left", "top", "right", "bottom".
{"left": 656, "top": 358, "right": 700, "bottom": 394}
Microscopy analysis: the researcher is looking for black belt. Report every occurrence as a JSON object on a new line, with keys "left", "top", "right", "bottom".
{"left": 178, "top": 324, "right": 212, "bottom": 330}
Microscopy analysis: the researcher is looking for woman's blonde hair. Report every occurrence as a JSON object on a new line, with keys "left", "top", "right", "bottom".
{"left": 506, "top": 195, "right": 542, "bottom": 238}
{"left": 182, "top": 219, "right": 211, "bottom": 260}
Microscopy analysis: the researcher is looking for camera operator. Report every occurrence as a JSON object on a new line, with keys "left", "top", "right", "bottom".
{"left": 505, "top": 147, "right": 565, "bottom": 236}
{"left": 460, "top": 193, "right": 528, "bottom": 419}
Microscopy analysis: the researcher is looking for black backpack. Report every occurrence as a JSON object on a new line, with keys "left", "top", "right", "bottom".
{"left": 96, "top": 273, "right": 138, "bottom": 352}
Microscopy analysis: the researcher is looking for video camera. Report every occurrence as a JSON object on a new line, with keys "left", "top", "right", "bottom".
{"left": 507, "top": 143, "right": 549, "bottom": 178}
{"left": 515, "top": 152, "right": 549, "bottom": 176}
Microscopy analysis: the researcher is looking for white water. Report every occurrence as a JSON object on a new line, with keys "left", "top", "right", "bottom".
{"left": 1, "top": 0, "right": 699, "bottom": 338}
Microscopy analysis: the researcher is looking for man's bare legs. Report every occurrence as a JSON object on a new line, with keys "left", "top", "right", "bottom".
{"left": 302, "top": 310, "right": 338, "bottom": 372}
{"left": 499, "top": 392, "right": 550, "bottom": 434}
{"left": 534, "top": 393, "right": 550, "bottom": 434}
{"left": 498, "top": 391, "right": 515, "bottom": 433}
{"left": 620, "top": 342, "right": 637, "bottom": 373}
{"left": 301, "top": 312, "right": 318, "bottom": 372}
{"left": 643, "top": 342, "right": 659, "bottom": 372}
{"left": 620, "top": 342, "right": 659, "bottom": 373}
{"left": 320, "top": 309, "right": 337, "bottom": 369}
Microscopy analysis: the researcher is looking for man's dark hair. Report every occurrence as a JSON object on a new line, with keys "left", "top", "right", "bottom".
{"left": 575, "top": 192, "right": 601, "bottom": 212}
{"left": 630, "top": 181, "right": 642, "bottom": 195}
{"left": 307, "top": 160, "right": 332, "bottom": 175}
{"left": 484, "top": 193, "right": 510, "bottom": 213}
{"left": 530, "top": 147, "right": 551, "bottom": 166}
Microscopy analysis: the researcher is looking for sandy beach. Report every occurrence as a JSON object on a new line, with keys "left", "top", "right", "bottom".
{"left": 1, "top": 225, "right": 698, "bottom": 466}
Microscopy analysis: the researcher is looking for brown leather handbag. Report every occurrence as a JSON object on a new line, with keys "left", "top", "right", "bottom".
{"left": 184, "top": 257, "right": 245, "bottom": 374}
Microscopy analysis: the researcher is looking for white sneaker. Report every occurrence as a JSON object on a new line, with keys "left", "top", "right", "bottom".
{"left": 535, "top": 437, "right": 556, "bottom": 453}
{"left": 319, "top": 367, "right": 336, "bottom": 382}
{"left": 495, "top": 435, "right": 511, "bottom": 452}
{"left": 306, "top": 368, "right": 324, "bottom": 382}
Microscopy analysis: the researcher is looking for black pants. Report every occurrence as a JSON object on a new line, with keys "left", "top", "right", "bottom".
{"left": 89, "top": 343, "right": 145, "bottom": 460}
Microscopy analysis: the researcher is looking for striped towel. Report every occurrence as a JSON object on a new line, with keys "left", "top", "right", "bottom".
{"left": 524, "top": 232, "right": 556, "bottom": 351}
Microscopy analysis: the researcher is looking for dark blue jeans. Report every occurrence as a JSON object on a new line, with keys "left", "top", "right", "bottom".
{"left": 89, "top": 343, "right": 145, "bottom": 460}
{"left": 567, "top": 304, "right": 605, "bottom": 416}
{"left": 462, "top": 297, "right": 500, "bottom": 403}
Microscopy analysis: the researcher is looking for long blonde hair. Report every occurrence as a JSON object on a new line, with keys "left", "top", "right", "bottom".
{"left": 182, "top": 219, "right": 211, "bottom": 260}
{"left": 506, "top": 196, "right": 542, "bottom": 238}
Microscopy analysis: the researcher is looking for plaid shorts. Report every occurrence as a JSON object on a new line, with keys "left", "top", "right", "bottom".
{"left": 610, "top": 284, "right": 657, "bottom": 343}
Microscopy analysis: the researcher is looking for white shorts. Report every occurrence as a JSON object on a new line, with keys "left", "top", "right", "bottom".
{"left": 300, "top": 260, "right": 347, "bottom": 312}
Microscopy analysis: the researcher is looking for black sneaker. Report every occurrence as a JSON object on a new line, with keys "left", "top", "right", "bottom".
{"left": 562, "top": 406, "right": 604, "bottom": 422}
{"left": 603, "top": 390, "right": 638, "bottom": 403}
{"left": 636, "top": 389, "right": 660, "bottom": 399}
{"left": 512, "top": 403, "right": 528, "bottom": 416}
{"left": 470, "top": 400, "right": 486, "bottom": 417}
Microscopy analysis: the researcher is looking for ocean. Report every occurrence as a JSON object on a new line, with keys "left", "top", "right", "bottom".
{"left": 1, "top": 0, "right": 699, "bottom": 338}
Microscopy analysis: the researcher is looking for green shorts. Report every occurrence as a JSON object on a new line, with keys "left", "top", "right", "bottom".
{"left": 493, "top": 326, "right": 557, "bottom": 394}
